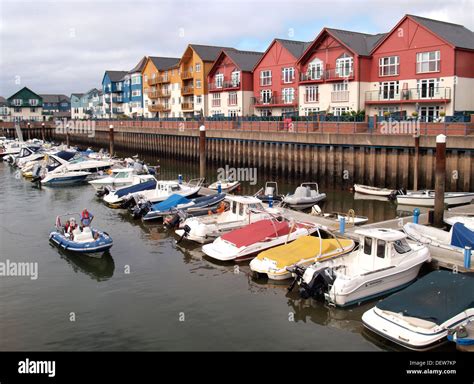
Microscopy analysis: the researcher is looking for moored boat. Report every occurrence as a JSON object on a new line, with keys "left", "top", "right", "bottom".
{"left": 362, "top": 270, "right": 474, "bottom": 350}
{"left": 255, "top": 181, "right": 284, "bottom": 204}
{"left": 444, "top": 215, "right": 474, "bottom": 231}
{"left": 103, "top": 175, "right": 157, "bottom": 207}
{"left": 202, "top": 218, "right": 319, "bottom": 262}
{"left": 283, "top": 182, "right": 326, "bottom": 210}
{"left": 397, "top": 190, "right": 474, "bottom": 207}
{"left": 250, "top": 233, "right": 355, "bottom": 280}
{"left": 208, "top": 179, "right": 240, "bottom": 192}
{"left": 88, "top": 168, "right": 137, "bottom": 191}
{"left": 354, "top": 184, "right": 396, "bottom": 197}
{"left": 288, "top": 228, "right": 431, "bottom": 307}
{"left": 448, "top": 319, "right": 474, "bottom": 352}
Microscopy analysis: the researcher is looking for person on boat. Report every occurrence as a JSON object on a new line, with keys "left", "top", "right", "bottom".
{"left": 81, "top": 209, "right": 94, "bottom": 227}
{"left": 66, "top": 217, "right": 77, "bottom": 240}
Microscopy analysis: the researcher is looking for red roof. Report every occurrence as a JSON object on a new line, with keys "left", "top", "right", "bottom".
{"left": 221, "top": 219, "right": 291, "bottom": 248}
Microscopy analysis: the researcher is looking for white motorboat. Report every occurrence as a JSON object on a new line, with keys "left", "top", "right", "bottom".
{"left": 208, "top": 178, "right": 240, "bottom": 192}
{"left": 202, "top": 218, "right": 319, "bottom": 262}
{"left": 103, "top": 175, "right": 158, "bottom": 207}
{"left": 88, "top": 168, "right": 137, "bottom": 191}
{"left": 397, "top": 190, "right": 474, "bottom": 207}
{"left": 65, "top": 155, "right": 115, "bottom": 173}
{"left": 128, "top": 178, "right": 203, "bottom": 206}
{"left": 41, "top": 169, "right": 91, "bottom": 185}
{"left": 1, "top": 140, "right": 22, "bottom": 159}
{"left": 444, "top": 215, "right": 474, "bottom": 231}
{"left": 362, "top": 270, "right": 474, "bottom": 350}
{"left": 403, "top": 222, "right": 474, "bottom": 260}
{"left": 175, "top": 195, "right": 281, "bottom": 244}
{"left": 354, "top": 184, "right": 396, "bottom": 197}
{"left": 289, "top": 228, "right": 430, "bottom": 307}
{"left": 283, "top": 182, "right": 326, "bottom": 210}
{"left": 353, "top": 192, "right": 390, "bottom": 202}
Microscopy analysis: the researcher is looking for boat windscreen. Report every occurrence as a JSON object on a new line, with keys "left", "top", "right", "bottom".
{"left": 377, "top": 270, "right": 474, "bottom": 325}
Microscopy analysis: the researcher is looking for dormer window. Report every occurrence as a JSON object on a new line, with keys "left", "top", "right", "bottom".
{"left": 29, "top": 99, "right": 38, "bottom": 106}
{"left": 12, "top": 99, "right": 22, "bottom": 106}
{"left": 335, "top": 53, "right": 353, "bottom": 77}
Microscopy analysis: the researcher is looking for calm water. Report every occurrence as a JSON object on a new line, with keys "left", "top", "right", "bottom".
{"left": 0, "top": 158, "right": 440, "bottom": 351}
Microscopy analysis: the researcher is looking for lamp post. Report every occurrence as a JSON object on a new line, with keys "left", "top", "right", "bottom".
{"left": 27, "top": 122, "right": 31, "bottom": 141}
{"left": 41, "top": 122, "right": 45, "bottom": 142}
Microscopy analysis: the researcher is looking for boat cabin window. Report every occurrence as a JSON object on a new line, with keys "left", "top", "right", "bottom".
{"left": 232, "top": 202, "right": 237, "bottom": 215}
{"left": 363, "top": 237, "right": 372, "bottom": 255}
{"left": 171, "top": 185, "right": 180, "bottom": 191}
{"left": 115, "top": 172, "right": 129, "bottom": 179}
{"left": 393, "top": 239, "right": 411, "bottom": 254}
{"left": 376, "top": 240, "right": 386, "bottom": 258}
{"left": 239, "top": 203, "right": 244, "bottom": 216}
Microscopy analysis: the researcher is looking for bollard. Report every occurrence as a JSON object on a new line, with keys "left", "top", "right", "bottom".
{"left": 217, "top": 182, "right": 222, "bottom": 194}
{"left": 178, "top": 174, "right": 183, "bottom": 184}
{"left": 339, "top": 216, "right": 346, "bottom": 234}
{"left": 199, "top": 124, "right": 206, "bottom": 181}
{"left": 268, "top": 194, "right": 273, "bottom": 208}
{"left": 434, "top": 134, "right": 446, "bottom": 228}
{"left": 109, "top": 124, "right": 114, "bottom": 157}
{"left": 464, "top": 246, "right": 472, "bottom": 269}
{"left": 413, "top": 208, "right": 420, "bottom": 224}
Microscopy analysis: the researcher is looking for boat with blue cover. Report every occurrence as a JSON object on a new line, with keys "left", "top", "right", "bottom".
{"left": 49, "top": 213, "right": 113, "bottom": 257}
{"left": 103, "top": 175, "right": 157, "bottom": 207}
{"left": 136, "top": 193, "right": 226, "bottom": 221}
{"left": 362, "top": 270, "right": 474, "bottom": 350}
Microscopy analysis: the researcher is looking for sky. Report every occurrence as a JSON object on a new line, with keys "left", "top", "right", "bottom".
{"left": 0, "top": 0, "right": 473, "bottom": 97}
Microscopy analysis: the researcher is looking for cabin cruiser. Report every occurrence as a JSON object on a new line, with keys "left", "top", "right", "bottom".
{"left": 175, "top": 196, "right": 281, "bottom": 244}
{"left": 288, "top": 228, "right": 430, "bottom": 307}
{"left": 397, "top": 190, "right": 474, "bottom": 207}
{"left": 250, "top": 232, "right": 355, "bottom": 280}
{"left": 41, "top": 169, "right": 91, "bottom": 185}
{"left": 283, "top": 182, "right": 326, "bottom": 210}
{"left": 65, "top": 154, "right": 115, "bottom": 173}
{"left": 202, "top": 218, "right": 320, "bottom": 262}
{"left": 1, "top": 140, "right": 22, "bottom": 159}
{"left": 404, "top": 222, "right": 474, "bottom": 261}
{"left": 103, "top": 175, "right": 157, "bottom": 207}
{"left": 362, "top": 270, "right": 474, "bottom": 350}
{"left": 138, "top": 193, "right": 226, "bottom": 221}
{"left": 255, "top": 181, "right": 284, "bottom": 204}
{"left": 208, "top": 178, "right": 240, "bottom": 192}
{"left": 124, "top": 178, "right": 203, "bottom": 207}
{"left": 4, "top": 144, "right": 42, "bottom": 164}
{"left": 88, "top": 168, "right": 138, "bottom": 191}
{"left": 21, "top": 151, "right": 76, "bottom": 178}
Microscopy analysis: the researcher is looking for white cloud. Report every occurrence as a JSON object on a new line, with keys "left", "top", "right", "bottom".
{"left": 0, "top": 0, "right": 472, "bottom": 96}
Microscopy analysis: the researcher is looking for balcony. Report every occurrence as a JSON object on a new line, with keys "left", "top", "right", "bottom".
{"left": 300, "top": 68, "right": 353, "bottom": 83}
{"left": 148, "top": 91, "right": 159, "bottom": 99}
{"left": 181, "top": 102, "right": 194, "bottom": 110}
{"left": 181, "top": 71, "right": 193, "bottom": 80}
{"left": 148, "top": 76, "right": 170, "bottom": 86}
{"left": 208, "top": 81, "right": 240, "bottom": 91}
{"left": 159, "top": 88, "right": 171, "bottom": 97}
{"left": 181, "top": 86, "right": 194, "bottom": 96}
{"left": 148, "top": 104, "right": 170, "bottom": 112}
{"left": 253, "top": 92, "right": 298, "bottom": 107}
{"left": 365, "top": 87, "right": 452, "bottom": 104}
{"left": 331, "top": 91, "right": 349, "bottom": 102}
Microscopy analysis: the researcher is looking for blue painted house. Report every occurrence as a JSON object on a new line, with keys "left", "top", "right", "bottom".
{"left": 102, "top": 70, "right": 127, "bottom": 118}
{"left": 122, "top": 56, "right": 147, "bottom": 117}
{"left": 40, "top": 94, "right": 70, "bottom": 119}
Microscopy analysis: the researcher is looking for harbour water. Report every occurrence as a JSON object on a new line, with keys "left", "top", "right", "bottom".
{"left": 0, "top": 158, "right": 451, "bottom": 351}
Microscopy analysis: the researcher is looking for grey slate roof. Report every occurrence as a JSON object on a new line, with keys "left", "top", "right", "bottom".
{"left": 149, "top": 56, "right": 180, "bottom": 70}
{"left": 223, "top": 49, "right": 263, "bottom": 71}
{"left": 275, "top": 39, "right": 312, "bottom": 59}
{"left": 189, "top": 44, "right": 233, "bottom": 62}
{"left": 71, "top": 93, "right": 83, "bottom": 98}
{"left": 39, "top": 94, "right": 70, "bottom": 103}
{"left": 129, "top": 56, "right": 148, "bottom": 73}
{"left": 0, "top": 96, "right": 6, "bottom": 106}
{"left": 105, "top": 70, "right": 128, "bottom": 82}
{"left": 408, "top": 14, "right": 474, "bottom": 50}
{"left": 326, "top": 28, "right": 386, "bottom": 56}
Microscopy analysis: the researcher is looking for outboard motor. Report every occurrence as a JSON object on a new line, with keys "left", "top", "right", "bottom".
{"left": 131, "top": 199, "right": 152, "bottom": 219}
{"left": 30, "top": 163, "right": 43, "bottom": 183}
{"left": 176, "top": 224, "right": 191, "bottom": 244}
{"left": 287, "top": 265, "right": 335, "bottom": 300}
{"left": 164, "top": 212, "right": 182, "bottom": 229}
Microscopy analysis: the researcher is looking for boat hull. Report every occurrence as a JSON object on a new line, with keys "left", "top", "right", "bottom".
{"left": 354, "top": 184, "right": 394, "bottom": 196}
{"left": 397, "top": 193, "right": 474, "bottom": 207}
{"left": 41, "top": 174, "right": 90, "bottom": 185}
{"left": 49, "top": 230, "right": 113, "bottom": 256}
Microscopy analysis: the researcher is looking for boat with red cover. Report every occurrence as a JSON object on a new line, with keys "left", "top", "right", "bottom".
{"left": 202, "top": 218, "right": 319, "bottom": 262}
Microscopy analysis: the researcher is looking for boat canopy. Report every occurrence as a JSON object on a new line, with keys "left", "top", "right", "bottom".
{"left": 152, "top": 194, "right": 190, "bottom": 211}
{"left": 451, "top": 223, "right": 474, "bottom": 249}
{"left": 355, "top": 228, "right": 406, "bottom": 241}
{"left": 221, "top": 219, "right": 291, "bottom": 248}
{"left": 115, "top": 179, "right": 157, "bottom": 198}
{"left": 376, "top": 270, "right": 474, "bottom": 326}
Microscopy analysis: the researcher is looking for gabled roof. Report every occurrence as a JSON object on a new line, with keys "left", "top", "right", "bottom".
{"left": 371, "top": 14, "right": 474, "bottom": 53}
{"left": 407, "top": 15, "right": 474, "bottom": 50}
{"left": 253, "top": 38, "right": 311, "bottom": 71}
{"left": 225, "top": 49, "right": 263, "bottom": 71}
{"left": 40, "top": 94, "right": 70, "bottom": 103}
{"left": 104, "top": 70, "right": 128, "bottom": 82}
{"left": 275, "top": 38, "right": 311, "bottom": 59}
{"left": 325, "top": 28, "right": 386, "bottom": 56}
{"left": 188, "top": 44, "right": 233, "bottom": 62}
{"left": 149, "top": 56, "right": 180, "bottom": 71}
{"left": 7, "top": 87, "right": 42, "bottom": 102}
{"left": 129, "top": 56, "right": 147, "bottom": 73}
{"left": 71, "top": 93, "right": 83, "bottom": 98}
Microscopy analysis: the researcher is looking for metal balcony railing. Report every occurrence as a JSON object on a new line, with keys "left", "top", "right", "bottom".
{"left": 365, "top": 87, "right": 452, "bottom": 103}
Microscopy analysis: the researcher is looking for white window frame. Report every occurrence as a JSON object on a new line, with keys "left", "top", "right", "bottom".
{"left": 195, "top": 79, "right": 202, "bottom": 89}
{"left": 228, "top": 92, "right": 238, "bottom": 106}
{"left": 282, "top": 67, "right": 295, "bottom": 83}
{"left": 215, "top": 74, "right": 224, "bottom": 88}
{"left": 231, "top": 71, "right": 240, "bottom": 87}
{"left": 305, "top": 85, "right": 319, "bottom": 103}
{"left": 379, "top": 81, "right": 399, "bottom": 100}
{"left": 417, "top": 78, "right": 440, "bottom": 99}
{"left": 260, "top": 89, "right": 272, "bottom": 104}
{"left": 335, "top": 54, "right": 353, "bottom": 77}
{"left": 260, "top": 70, "right": 272, "bottom": 86}
{"left": 195, "top": 63, "right": 201, "bottom": 73}
{"left": 308, "top": 59, "right": 323, "bottom": 80}
{"left": 196, "top": 95, "right": 202, "bottom": 105}
{"left": 332, "top": 82, "right": 348, "bottom": 92}
{"left": 333, "top": 106, "right": 350, "bottom": 116}
{"left": 416, "top": 51, "right": 440, "bottom": 73}
{"left": 13, "top": 99, "right": 23, "bottom": 106}
{"left": 282, "top": 88, "right": 295, "bottom": 103}
{"left": 379, "top": 56, "right": 399, "bottom": 76}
